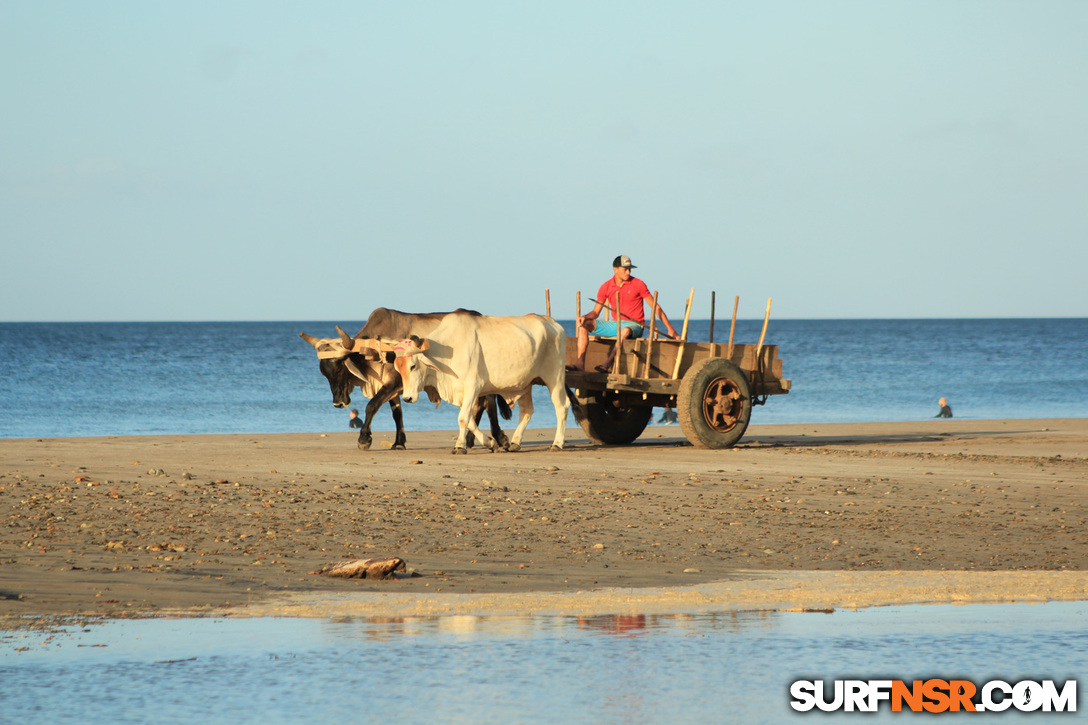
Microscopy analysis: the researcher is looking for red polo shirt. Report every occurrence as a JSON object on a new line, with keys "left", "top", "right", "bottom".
{"left": 597, "top": 276, "right": 653, "bottom": 325}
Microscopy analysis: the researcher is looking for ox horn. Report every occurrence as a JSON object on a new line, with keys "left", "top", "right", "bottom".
{"left": 335, "top": 325, "right": 355, "bottom": 352}
{"left": 299, "top": 332, "right": 321, "bottom": 348}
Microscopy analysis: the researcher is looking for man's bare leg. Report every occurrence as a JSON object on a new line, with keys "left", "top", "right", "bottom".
{"left": 598, "top": 325, "right": 633, "bottom": 372}
{"left": 572, "top": 320, "right": 595, "bottom": 370}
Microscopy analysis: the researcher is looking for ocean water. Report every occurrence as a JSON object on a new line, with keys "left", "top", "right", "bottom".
{"left": 1, "top": 319, "right": 1086, "bottom": 439}
{"left": 3, "top": 323, "right": 1085, "bottom": 724}
{"left": 1, "top": 602, "right": 1084, "bottom": 723}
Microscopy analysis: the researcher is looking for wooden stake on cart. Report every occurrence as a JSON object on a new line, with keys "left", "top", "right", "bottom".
{"left": 709, "top": 291, "right": 716, "bottom": 344}
{"left": 545, "top": 288, "right": 551, "bottom": 317}
{"left": 642, "top": 290, "right": 659, "bottom": 378}
{"left": 576, "top": 291, "right": 581, "bottom": 320}
{"left": 613, "top": 291, "right": 624, "bottom": 375}
{"left": 755, "top": 297, "right": 772, "bottom": 362}
{"left": 727, "top": 295, "right": 739, "bottom": 359}
{"left": 671, "top": 288, "right": 694, "bottom": 379}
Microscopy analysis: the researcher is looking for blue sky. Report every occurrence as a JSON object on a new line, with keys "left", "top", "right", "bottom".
{"left": 2, "top": 1, "right": 1086, "bottom": 321}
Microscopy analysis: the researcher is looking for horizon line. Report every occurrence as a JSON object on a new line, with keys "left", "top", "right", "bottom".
{"left": 3, "top": 316, "right": 1087, "bottom": 324}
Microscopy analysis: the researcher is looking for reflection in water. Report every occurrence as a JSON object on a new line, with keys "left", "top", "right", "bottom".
{"left": 574, "top": 610, "right": 783, "bottom": 637}
{"left": 578, "top": 614, "right": 648, "bottom": 635}
{"left": 1, "top": 603, "right": 1085, "bottom": 724}
{"left": 318, "top": 609, "right": 784, "bottom": 643}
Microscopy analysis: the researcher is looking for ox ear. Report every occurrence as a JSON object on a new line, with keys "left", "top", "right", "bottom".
{"left": 335, "top": 325, "right": 355, "bottom": 352}
{"left": 343, "top": 358, "right": 370, "bottom": 382}
{"left": 299, "top": 332, "right": 321, "bottom": 348}
{"left": 409, "top": 335, "right": 431, "bottom": 352}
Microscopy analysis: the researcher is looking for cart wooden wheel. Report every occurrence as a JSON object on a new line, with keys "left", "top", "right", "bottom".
{"left": 677, "top": 357, "right": 752, "bottom": 449}
{"left": 577, "top": 395, "right": 653, "bottom": 445}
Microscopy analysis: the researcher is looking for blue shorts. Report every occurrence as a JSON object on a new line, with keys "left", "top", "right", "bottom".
{"left": 592, "top": 320, "right": 644, "bottom": 339}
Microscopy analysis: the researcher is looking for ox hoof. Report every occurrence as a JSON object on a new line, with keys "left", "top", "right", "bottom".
{"left": 550, "top": 445, "right": 564, "bottom": 452}
{"left": 391, "top": 444, "right": 406, "bottom": 451}
{"left": 358, "top": 442, "right": 372, "bottom": 451}
{"left": 507, "top": 443, "right": 522, "bottom": 453}
{"left": 451, "top": 447, "right": 468, "bottom": 455}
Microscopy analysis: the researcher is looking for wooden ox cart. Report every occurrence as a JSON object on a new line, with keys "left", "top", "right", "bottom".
{"left": 561, "top": 293, "right": 790, "bottom": 449}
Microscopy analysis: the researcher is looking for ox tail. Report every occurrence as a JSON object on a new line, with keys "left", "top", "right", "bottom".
{"left": 495, "top": 395, "right": 513, "bottom": 421}
{"left": 565, "top": 387, "right": 587, "bottom": 425}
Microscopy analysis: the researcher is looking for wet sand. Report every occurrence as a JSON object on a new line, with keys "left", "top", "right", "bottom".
{"left": 2, "top": 418, "right": 1086, "bottom": 620}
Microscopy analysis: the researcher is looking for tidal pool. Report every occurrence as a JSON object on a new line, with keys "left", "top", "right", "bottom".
{"left": 1, "top": 601, "right": 1084, "bottom": 723}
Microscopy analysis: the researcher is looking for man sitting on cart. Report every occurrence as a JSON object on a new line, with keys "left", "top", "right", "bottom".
{"left": 570, "top": 254, "right": 679, "bottom": 372}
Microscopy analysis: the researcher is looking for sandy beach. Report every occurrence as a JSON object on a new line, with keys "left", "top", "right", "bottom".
{"left": 2, "top": 418, "right": 1086, "bottom": 621}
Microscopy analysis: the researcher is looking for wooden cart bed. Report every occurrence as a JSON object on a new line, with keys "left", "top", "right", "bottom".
{"left": 563, "top": 336, "right": 790, "bottom": 449}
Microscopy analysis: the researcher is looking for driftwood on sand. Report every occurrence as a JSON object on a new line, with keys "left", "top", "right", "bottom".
{"left": 312, "top": 557, "right": 407, "bottom": 579}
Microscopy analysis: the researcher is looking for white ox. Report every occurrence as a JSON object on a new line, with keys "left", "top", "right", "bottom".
{"left": 391, "top": 313, "right": 568, "bottom": 453}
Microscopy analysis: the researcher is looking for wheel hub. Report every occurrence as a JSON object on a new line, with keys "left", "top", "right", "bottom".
{"left": 702, "top": 376, "right": 743, "bottom": 432}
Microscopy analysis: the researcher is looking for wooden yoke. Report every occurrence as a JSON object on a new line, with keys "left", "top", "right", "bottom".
{"left": 314, "top": 337, "right": 413, "bottom": 360}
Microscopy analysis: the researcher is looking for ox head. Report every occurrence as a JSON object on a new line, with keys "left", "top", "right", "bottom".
{"left": 299, "top": 326, "right": 395, "bottom": 408}
{"left": 390, "top": 336, "right": 433, "bottom": 404}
